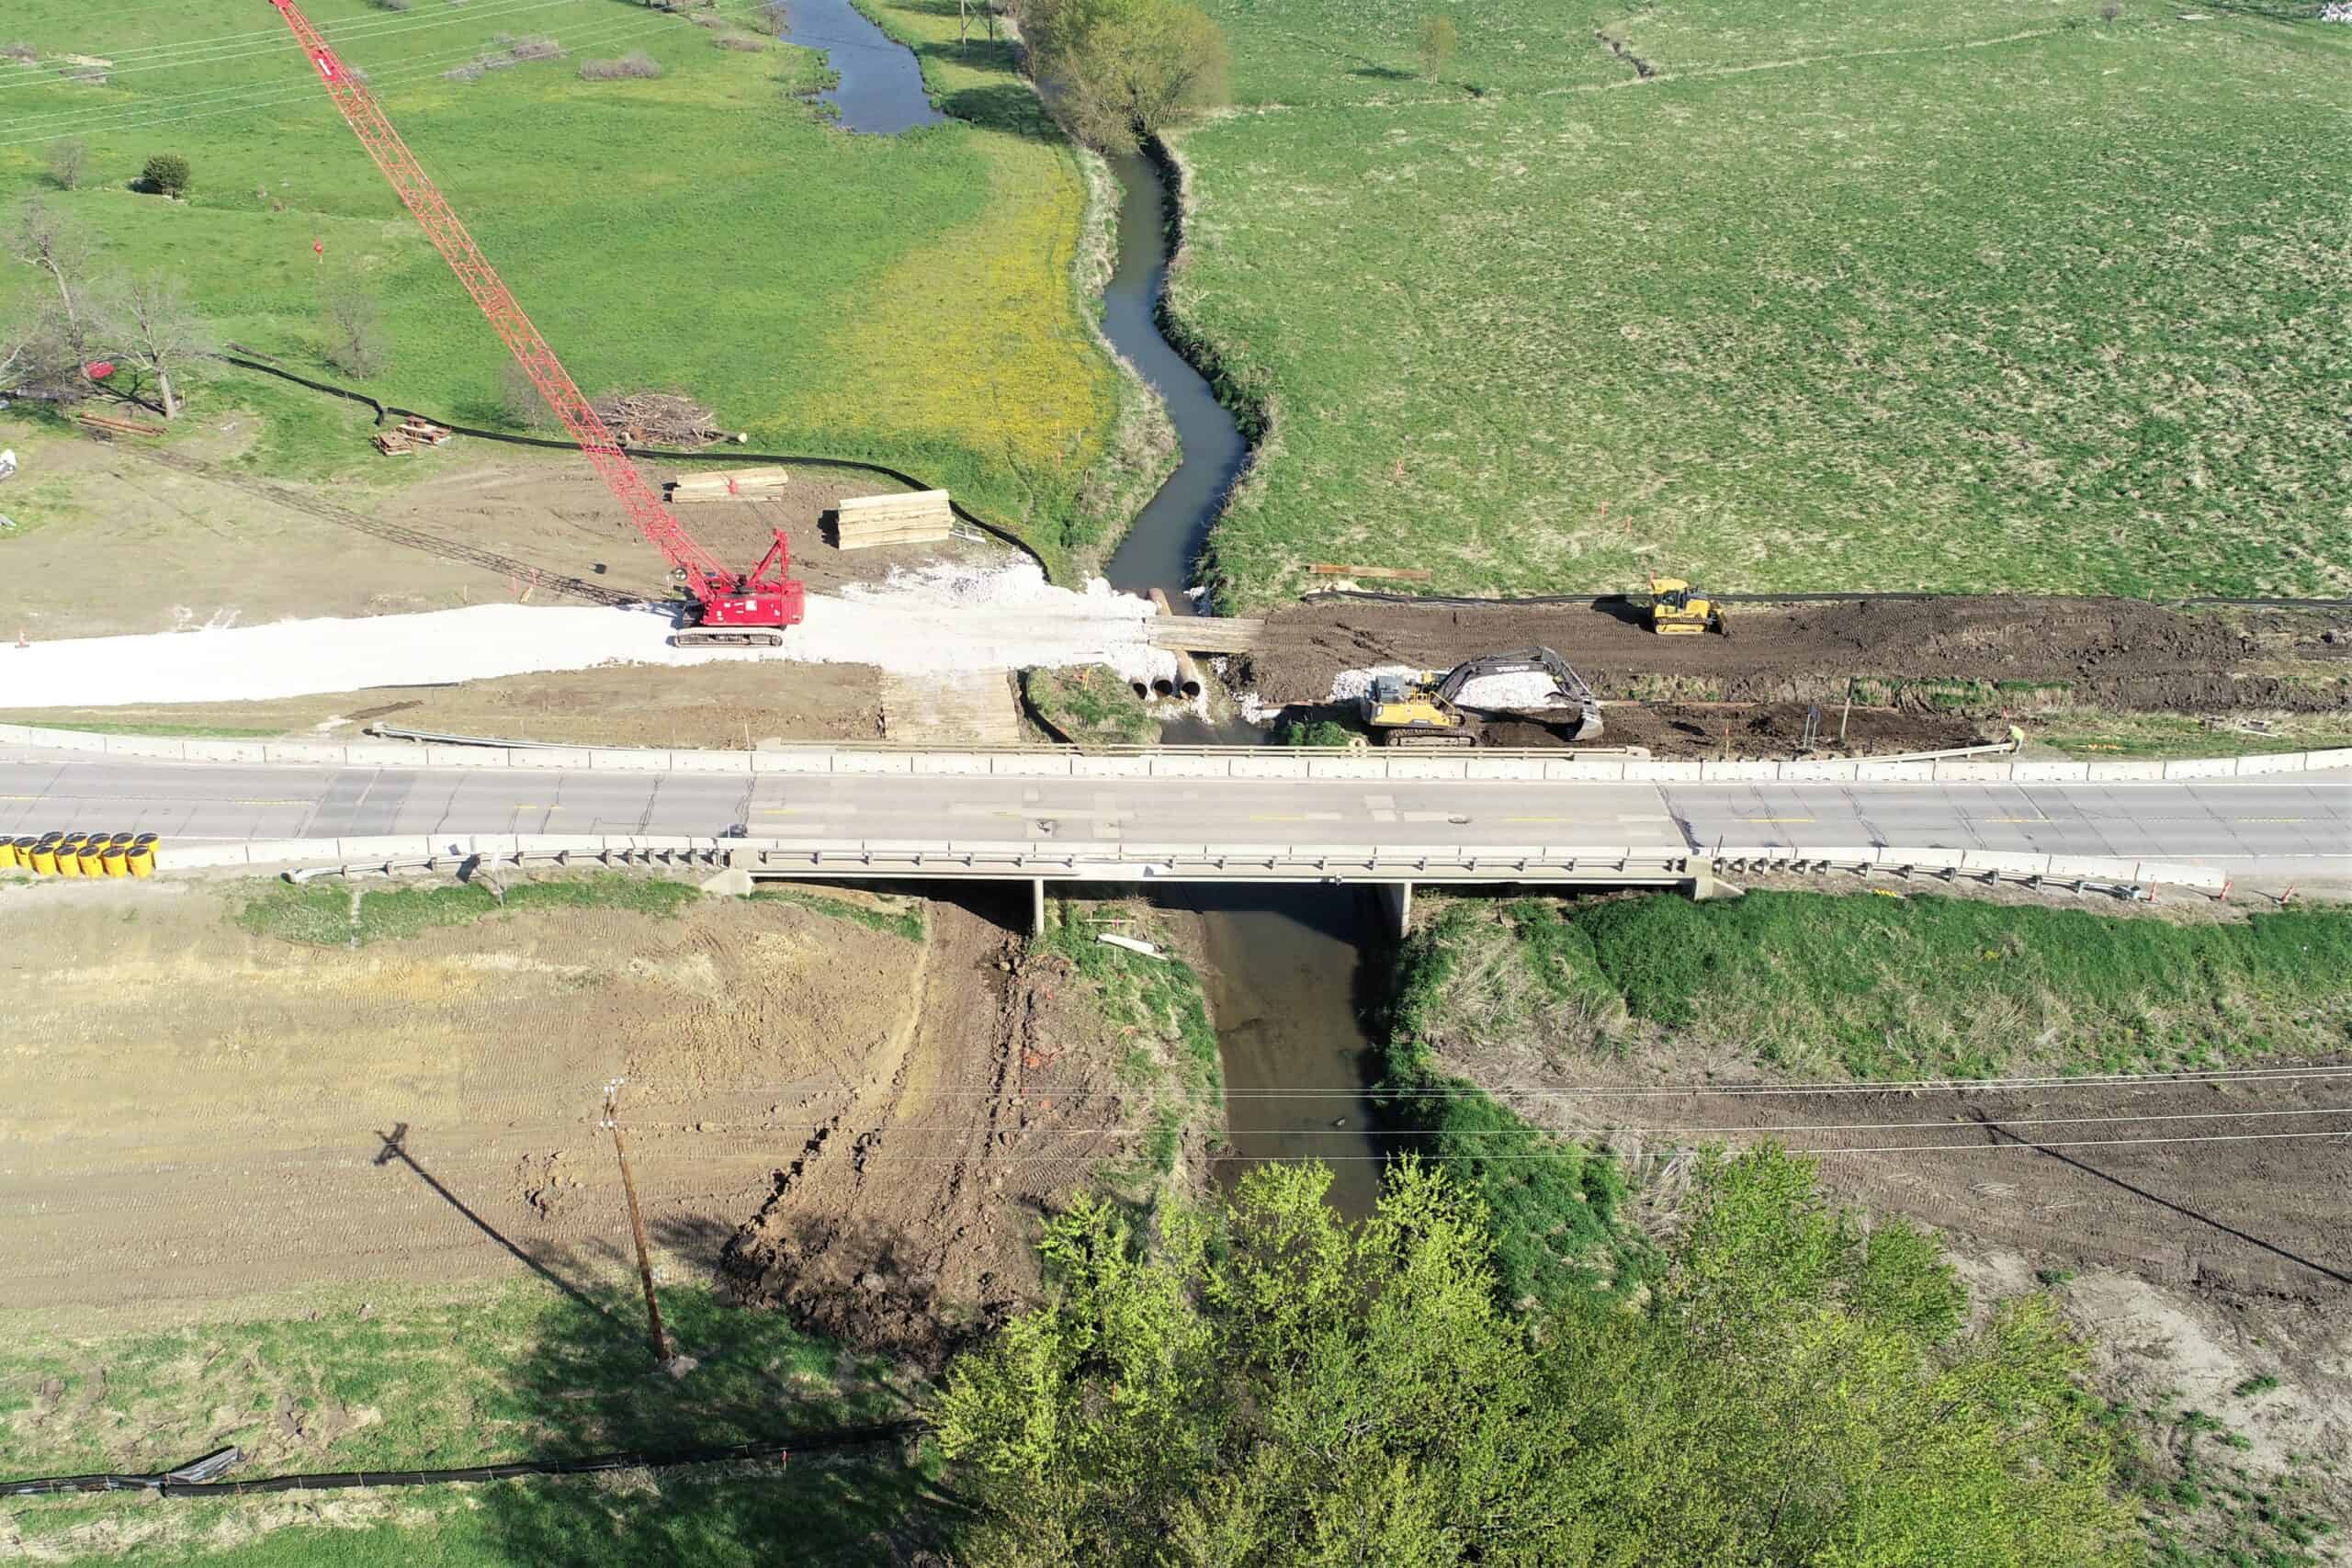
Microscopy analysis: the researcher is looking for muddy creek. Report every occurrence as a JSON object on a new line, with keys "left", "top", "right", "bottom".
{"left": 1094, "top": 150, "right": 1388, "bottom": 1213}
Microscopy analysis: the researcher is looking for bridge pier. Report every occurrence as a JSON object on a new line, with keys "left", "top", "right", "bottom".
{"left": 1375, "top": 880, "right": 1412, "bottom": 940}
{"left": 1031, "top": 876, "right": 1047, "bottom": 937}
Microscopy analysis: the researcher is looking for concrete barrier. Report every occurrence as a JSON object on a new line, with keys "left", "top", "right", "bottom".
{"left": 505, "top": 749, "right": 596, "bottom": 771}
{"left": 2086, "top": 761, "right": 2165, "bottom": 782}
{"left": 1961, "top": 850, "right": 2049, "bottom": 876}
{"left": 1385, "top": 758, "right": 1471, "bottom": 782}
{"left": 2011, "top": 761, "right": 2091, "bottom": 783}
{"left": 1623, "top": 761, "right": 1703, "bottom": 782}
{"left": 2233, "top": 751, "right": 2309, "bottom": 776}
{"left": 185, "top": 740, "right": 269, "bottom": 764}
{"left": 831, "top": 751, "right": 912, "bottom": 775}
{"left": 1229, "top": 755, "right": 1309, "bottom": 780}
{"left": 96, "top": 735, "right": 189, "bottom": 761}
{"left": 1932, "top": 762, "right": 2014, "bottom": 784}
{"left": 1466, "top": 757, "right": 1547, "bottom": 782}
{"left": 1307, "top": 756, "right": 1389, "bottom": 781}
{"left": 910, "top": 753, "right": 989, "bottom": 776}
{"left": 2047, "top": 854, "right": 2141, "bottom": 883}
{"left": 1148, "top": 754, "right": 1226, "bottom": 778}
{"left": 1072, "top": 754, "right": 1153, "bottom": 778}
{"left": 590, "top": 749, "right": 673, "bottom": 772}
{"left": 669, "top": 750, "right": 754, "bottom": 774}
{"left": 989, "top": 753, "right": 1076, "bottom": 777}
{"left": 1542, "top": 759, "right": 1626, "bottom": 782}
{"left": 425, "top": 745, "right": 511, "bottom": 769}
{"left": 335, "top": 835, "right": 436, "bottom": 858}
{"left": 254, "top": 741, "right": 345, "bottom": 765}
{"left": 1856, "top": 761, "right": 1935, "bottom": 782}
{"left": 340, "top": 743, "right": 429, "bottom": 767}
{"left": 1876, "top": 847, "right": 1964, "bottom": 871}
{"left": 752, "top": 750, "right": 837, "bottom": 774}
{"left": 2310, "top": 748, "right": 2352, "bottom": 772}
{"left": 2162, "top": 756, "right": 2237, "bottom": 781}
{"left": 2143, "top": 863, "right": 2227, "bottom": 893}
{"left": 1699, "top": 761, "right": 1779, "bottom": 783}
{"left": 1776, "top": 761, "right": 1859, "bottom": 783}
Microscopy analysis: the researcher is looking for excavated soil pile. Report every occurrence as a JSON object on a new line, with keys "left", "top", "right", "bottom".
{"left": 1252, "top": 596, "right": 2352, "bottom": 714}
{"left": 722, "top": 895, "right": 1142, "bottom": 1368}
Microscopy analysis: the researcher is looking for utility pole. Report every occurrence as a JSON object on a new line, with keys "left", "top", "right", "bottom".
{"left": 602, "top": 1078, "right": 673, "bottom": 1366}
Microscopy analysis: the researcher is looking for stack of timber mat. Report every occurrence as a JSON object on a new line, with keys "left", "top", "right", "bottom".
{"left": 77, "top": 412, "right": 166, "bottom": 441}
{"left": 666, "top": 467, "right": 791, "bottom": 502}
{"left": 832, "top": 490, "right": 954, "bottom": 550}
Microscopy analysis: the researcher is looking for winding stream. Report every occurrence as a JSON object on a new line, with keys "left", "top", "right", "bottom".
{"left": 796, "top": 19, "right": 1387, "bottom": 1209}
{"left": 1090, "top": 151, "right": 1388, "bottom": 1215}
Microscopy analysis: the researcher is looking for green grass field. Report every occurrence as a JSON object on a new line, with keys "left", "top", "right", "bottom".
{"left": 0, "top": 1280, "right": 937, "bottom": 1565}
{"left": 0, "top": 0, "right": 1129, "bottom": 566}
{"left": 1179, "top": 1, "right": 2351, "bottom": 607}
{"left": 1394, "top": 892, "right": 2352, "bottom": 1078}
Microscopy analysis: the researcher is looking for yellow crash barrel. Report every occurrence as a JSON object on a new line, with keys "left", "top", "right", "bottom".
{"left": 53, "top": 836, "right": 85, "bottom": 878}
{"left": 100, "top": 845, "right": 129, "bottom": 878}
{"left": 74, "top": 838, "right": 107, "bottom": 876}
{"left": 126, "top": 840, "right": 156, "bottom": 877}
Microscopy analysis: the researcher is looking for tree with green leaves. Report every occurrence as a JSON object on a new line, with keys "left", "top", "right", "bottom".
{"left": 935, "top": 1148, "right": 2132, "bottom": 1567}
{"left": 142, "top": 152, "right": 192, "bottom": 200}
{"left": 1018, "top": 0, "right": 1229, "bottom": 151}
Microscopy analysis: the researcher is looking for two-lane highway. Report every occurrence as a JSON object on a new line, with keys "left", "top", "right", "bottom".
{"left": 4, "top": 750, "right": 2346, "bottom": 875}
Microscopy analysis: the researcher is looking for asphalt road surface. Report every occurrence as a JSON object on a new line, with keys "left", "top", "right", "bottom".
{"left": 4, "top": 751, "right": 2346, "bottom": 876}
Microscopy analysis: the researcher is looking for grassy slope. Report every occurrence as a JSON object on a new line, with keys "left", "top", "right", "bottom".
{"left": 1177, "top": 1, "right": 2351, "bottom": 607}
{"left": 0, "top": 0, "right": 1121, "bottom": 563}
{"left": 1400, "top": 892, "right": 2352, "bottom": 1079}
{"left": 0, "top": 1280, "right": 936, "bottom": 1566}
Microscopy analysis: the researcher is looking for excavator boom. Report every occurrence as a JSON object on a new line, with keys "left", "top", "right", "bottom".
{"left": 264, "top": 0, "right": 802, "bottom": 637}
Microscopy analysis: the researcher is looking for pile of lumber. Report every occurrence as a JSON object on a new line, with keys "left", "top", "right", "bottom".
{"left": 395, "top": 416, "right": 452, "bottom": 446}
{"left": 594, "top": 390, "right": 722, "bottom": 447}
{"left": 77, "top": 412, "right": 165, "bottom": 440}
{"left": 832, "top": 490, "right": 954, "bottom": 551}
{"left": 667, "top": 466, "right": 790, "bottom": 503}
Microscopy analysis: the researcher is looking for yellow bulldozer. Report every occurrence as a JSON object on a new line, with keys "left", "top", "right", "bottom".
{"left": 1647, "top": 576, "right": 1728, "bottom": 637}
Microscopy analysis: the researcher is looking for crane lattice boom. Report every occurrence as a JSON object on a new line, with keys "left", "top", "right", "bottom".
{"left": 264, "top": 0, "right": 803, "bottom": 634}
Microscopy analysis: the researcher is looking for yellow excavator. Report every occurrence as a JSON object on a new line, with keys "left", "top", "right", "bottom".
{"left": 1356, "top": 648, "right": 1604, "bottom": 747}
{"left": 1647, "top": 576, "right": 1728, "bottom": 637}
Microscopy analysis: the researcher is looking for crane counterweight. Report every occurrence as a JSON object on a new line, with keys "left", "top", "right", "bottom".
{"left": 265, "top": 0, "right": 804, "bottom": 645}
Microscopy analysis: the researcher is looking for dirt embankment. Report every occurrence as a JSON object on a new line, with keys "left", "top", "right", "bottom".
{"left": 721, "top": 892, "right": 1192, "bottom": 1367}
{"left": 1251, "top": 596, "right": 2352, "bottom": 715}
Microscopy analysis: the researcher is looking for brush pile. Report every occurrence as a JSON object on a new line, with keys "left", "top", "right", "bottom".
{"left": 594, "top": 390, "right": 724, "bottom": 447}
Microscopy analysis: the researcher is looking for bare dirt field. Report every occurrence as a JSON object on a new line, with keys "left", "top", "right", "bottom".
{"left": 0, "top": 874, "right": 1182, "bottom": 1372}
{"left": 0, "top": 434, "right": 1007, "bottom": 641}
{"left": 1253, "top": 596, "right": 2352, "bottom": 715}
{"left": 0, "top": 876, "right": 1001, "bottom": 1332}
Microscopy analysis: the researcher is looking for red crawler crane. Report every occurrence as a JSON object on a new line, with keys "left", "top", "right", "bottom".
{"left": 265, "top": 0, "right": 804, "bottom": 647}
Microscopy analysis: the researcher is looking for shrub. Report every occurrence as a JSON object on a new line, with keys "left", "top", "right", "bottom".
{"left": 371, "top": 0, "right": 413, "bottom": 10}
{"left": 2, "top": 42, "right": 38, "bottom": 64}
{"left": 714, "top": 31, "right": 771, "bottom": 51}
{"left": 503, "top": 33, "right": 562, "bottom": 62}
{"left": 580, "top": 51, "right": 662, "bottom": 80}
{"left": 46, "top": 138, "right": 85, "bottom": 191}
{"left": 141, "top": 152, "right": 191, "bottom": 199}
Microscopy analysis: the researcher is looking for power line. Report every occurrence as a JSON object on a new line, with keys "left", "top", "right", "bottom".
{"left": 0, "top": 0, "right": 617, "bottom": 95}
{"left": 0, "top": 13, "right": 689, "bottom": 148}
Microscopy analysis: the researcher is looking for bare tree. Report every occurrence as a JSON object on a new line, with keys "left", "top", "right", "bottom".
{"left": 7, "top": 197, "right": 96, "bottom": 369}
{"left": 0, "top": 306, "right": 75, "bottom": 400}
{"left": 319, "top": 277, "right": 388, "bottom": 378}
{"left": 47, "top": 138, "right": 88, "bottom": 191}
{"left": 101, "top": 273, "right": 216, "bottom": 420}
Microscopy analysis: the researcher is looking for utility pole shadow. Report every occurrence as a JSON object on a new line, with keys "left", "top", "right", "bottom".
{"left": 374, "top": 1122, "right": 616, "bottom": 1315}
{"left": 1971, "top": 1111, "right": 2352, "bottom": 1289}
